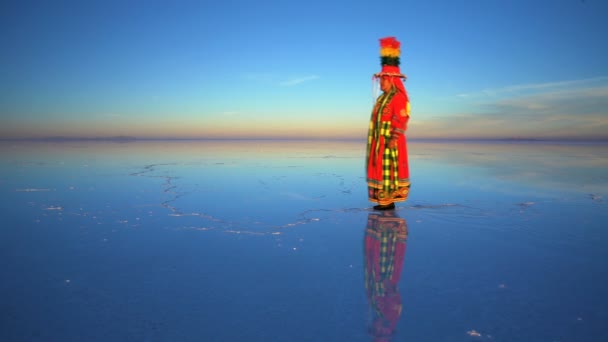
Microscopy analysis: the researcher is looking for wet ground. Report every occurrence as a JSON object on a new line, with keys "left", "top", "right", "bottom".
{"left": 1, "top": 140, "right": 607, "bottom": 341}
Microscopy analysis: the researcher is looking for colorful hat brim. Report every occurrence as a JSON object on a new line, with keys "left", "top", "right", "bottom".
{"left": 374, "top": 72, "right": 407, "bottom": 79}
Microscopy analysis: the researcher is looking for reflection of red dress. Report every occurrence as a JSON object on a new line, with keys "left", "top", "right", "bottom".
{"left": 366, "top": 88, "right": 410, "bottom": 205}
{"left": 364, "top": 213, "right": 408, "bottom": 342}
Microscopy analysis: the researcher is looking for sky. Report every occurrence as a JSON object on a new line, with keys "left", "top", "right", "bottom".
{"left": 1, "top": 0, "right": 607, "bottom": 140}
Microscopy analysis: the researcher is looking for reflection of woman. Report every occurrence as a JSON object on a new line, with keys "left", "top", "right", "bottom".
{"left": 364, "top": 211, "right": 408, "bottom": 342}
{"left": 366, "top": 37, "right": 411, "bottom": 211}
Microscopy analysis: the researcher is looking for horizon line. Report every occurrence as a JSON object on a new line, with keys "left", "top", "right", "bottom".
{"left": 2, "top": 135, "right": 608, "bottom": 143}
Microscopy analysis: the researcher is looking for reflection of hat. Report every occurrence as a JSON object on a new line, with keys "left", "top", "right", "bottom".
{"left": 374, "top": 37, "right": 406, "bottom": 79}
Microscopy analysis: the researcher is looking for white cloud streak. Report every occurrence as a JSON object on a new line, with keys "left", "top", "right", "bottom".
{"left": 413, "top": 77, "right": 608, "bottom": 139}
{"left": 457, "top": 76, "right": 608, "bottom": 99}
{"left": 279, "top": 75, "right": 320, "bottom": 87}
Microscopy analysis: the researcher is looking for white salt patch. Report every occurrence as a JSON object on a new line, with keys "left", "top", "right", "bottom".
{"left": 16, "top": 188, "right": 52, "bottom": 192}
{"left": 467, "top": 330, "right": 481, "bottom": 337}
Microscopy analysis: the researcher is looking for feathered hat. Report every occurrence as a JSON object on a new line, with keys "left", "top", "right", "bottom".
{"left": 374, "top": 37, "right": 406, "bottom": 79}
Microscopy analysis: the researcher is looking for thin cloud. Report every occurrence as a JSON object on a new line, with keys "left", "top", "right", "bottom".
{"left": 491, "top": 85, "right": 608, "bottom": 115}
{"left": 414, "top": 81, "right": 608, "bottom": 139}
{"left": 242, "top": 73, "right": 321, "bottom": 87}
{"left": 279, "top": 75, "right": 320, "bottom": 87}
{"left": 457, "top": 76, "right": 608, "bottom": 98}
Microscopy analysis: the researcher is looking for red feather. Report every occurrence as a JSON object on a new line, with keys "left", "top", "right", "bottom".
{"left": 379, "top": 37, "right": 400, "bottom": 49}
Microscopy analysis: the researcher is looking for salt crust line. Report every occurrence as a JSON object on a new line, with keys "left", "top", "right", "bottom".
{"left": 129, "top": 163, "right": 342, "bottom": 236}
{"left": 129, "top": 163, "right": 498, "bottom": 236}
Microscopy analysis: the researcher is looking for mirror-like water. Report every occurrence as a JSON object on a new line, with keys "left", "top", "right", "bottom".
{"left": 1, "top": 140, "right": 607, "bottom": 341}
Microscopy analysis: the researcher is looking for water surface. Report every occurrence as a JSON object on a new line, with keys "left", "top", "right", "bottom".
{"left": 1, "top": 140, "right": 607, "bottom": 341}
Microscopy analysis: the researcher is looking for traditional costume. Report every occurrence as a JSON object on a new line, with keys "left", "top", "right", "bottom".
{"left": 366, "top": 37, "right": 411, "bottom": 209}
{"left": 364, "top": 212, "right": 408, "bottom": 342}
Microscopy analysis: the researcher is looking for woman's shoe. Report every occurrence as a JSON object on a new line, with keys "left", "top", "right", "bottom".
{"left": 373, "top": 203, "right": 395, "bottom": 211}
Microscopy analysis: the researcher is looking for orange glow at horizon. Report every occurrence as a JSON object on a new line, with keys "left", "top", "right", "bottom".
{"left": 2, "top": 111, "right": 608, "bottom": 140}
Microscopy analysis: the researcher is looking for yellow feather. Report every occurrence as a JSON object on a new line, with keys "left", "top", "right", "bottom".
{"left": 380, "top": 47, "right": 400, "bottom": 57}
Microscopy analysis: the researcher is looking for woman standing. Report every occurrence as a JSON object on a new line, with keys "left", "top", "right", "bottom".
{"left": 366, "top": 37, "right": 411, "bottom": 210}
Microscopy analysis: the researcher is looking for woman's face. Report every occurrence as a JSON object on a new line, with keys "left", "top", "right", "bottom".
{"left": 380, "top": 76, "right": 393, "bottom": 93}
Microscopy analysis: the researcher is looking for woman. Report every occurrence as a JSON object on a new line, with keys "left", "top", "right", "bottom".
{"left": 366, "top": 37, "right": 411, "bottom": 211}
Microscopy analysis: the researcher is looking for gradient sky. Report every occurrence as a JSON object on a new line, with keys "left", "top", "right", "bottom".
{"left": 1, "top": 0, "right": 607, "bottom": 139}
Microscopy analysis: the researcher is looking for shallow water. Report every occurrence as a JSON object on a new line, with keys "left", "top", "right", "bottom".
{"left": 1, "top": 140, "right": 607, "bottom": 341}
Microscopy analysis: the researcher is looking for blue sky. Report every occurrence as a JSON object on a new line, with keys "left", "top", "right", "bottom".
{"left": 1, "top": 0, "right": 607, "bottom": 139}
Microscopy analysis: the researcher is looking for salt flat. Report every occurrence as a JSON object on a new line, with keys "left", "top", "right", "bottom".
{"left": 1, "top": 140, "right": 607, "bottom": 341}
